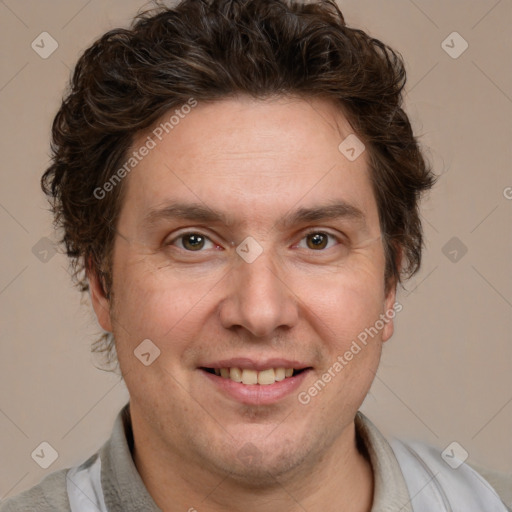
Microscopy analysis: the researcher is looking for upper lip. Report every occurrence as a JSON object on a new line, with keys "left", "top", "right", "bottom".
{"left": 199, "top": 358, "right": 311, "bottom": 371}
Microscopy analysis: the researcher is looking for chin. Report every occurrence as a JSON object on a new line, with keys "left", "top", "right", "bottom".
{"left": 201, "top": 435, "right": 311, "bottom": 487}
{"left": 218, "top": 455, "right": 305, "bottom": 488}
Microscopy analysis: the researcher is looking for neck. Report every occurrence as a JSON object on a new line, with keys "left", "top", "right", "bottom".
{"left": 131, "top": 412, "right": 374, "bottom": 512}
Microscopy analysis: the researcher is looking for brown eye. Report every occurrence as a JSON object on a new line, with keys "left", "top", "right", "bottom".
{"left": 167, "top": 232, "right": 218, "bottom": 254}
{"left": 306, "top": 232, "right": 329, "bottom": 250}
{"left": 181, "top": 233, "right": 206, "bottom": 251}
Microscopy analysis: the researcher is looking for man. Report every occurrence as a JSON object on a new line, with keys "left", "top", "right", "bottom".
{"left": 1, "top": 0, "right": 510, "bottom": 510}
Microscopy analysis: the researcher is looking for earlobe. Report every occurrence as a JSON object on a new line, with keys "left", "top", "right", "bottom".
{"left": 87, "top": 262, "right": 113, "bottom": 333}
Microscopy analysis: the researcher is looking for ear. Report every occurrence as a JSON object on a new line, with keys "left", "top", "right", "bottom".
{"left": 381, "top": 246, "right": 402, "bottom": 343}
{"left": 87, "top": 259, "right": 113, "bottom": 333}
{"left": 381, "top": 279, "right": 397, "bottom": 343}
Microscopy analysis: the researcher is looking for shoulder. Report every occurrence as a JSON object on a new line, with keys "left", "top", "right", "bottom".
{"left": 390, "top": 438, "right": 512, "bottom": 511}
{"left": 467, "top": 462, "right": 512, "bottom": 511}
{"left": 0, "top": 468, "right": 70, "bottom": 512}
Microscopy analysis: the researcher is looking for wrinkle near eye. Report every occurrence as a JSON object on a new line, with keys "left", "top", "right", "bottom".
{"left": 353, "top": 234, "right": 382, "bottom": 249}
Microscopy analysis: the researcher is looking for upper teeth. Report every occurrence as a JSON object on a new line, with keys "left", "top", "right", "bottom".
{"left": 215, "top": 367, "right": 295, "bottom": 385}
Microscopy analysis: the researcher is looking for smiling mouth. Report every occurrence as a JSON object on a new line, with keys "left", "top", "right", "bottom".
{"left": 200, "top": 367, "right": 310, "bottom": 385}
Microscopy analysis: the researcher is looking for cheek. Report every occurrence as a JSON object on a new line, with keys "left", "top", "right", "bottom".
{"left": 110, "top": 253, "right": 233, "bottom": 377}
{"left": 292, "top": 257, "right": 387, "bottom": 338}
{"left": 305, "top": 271, "right": 386, "bottom": 408}
{"left": 111, "top": 263, "right": 211, "bottom": 350}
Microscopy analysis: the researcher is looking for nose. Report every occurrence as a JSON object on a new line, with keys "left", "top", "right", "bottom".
{"left": 218, "top": 250, "right": 299, "bottom": 338}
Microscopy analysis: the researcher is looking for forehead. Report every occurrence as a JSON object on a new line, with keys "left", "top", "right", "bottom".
{"left": 120, "top": 95, "right": 378, "bottom": 230}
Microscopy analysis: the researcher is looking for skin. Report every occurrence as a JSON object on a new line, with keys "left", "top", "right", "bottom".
{"left": 89, "top": 95, "right": 397, "bottom": 512}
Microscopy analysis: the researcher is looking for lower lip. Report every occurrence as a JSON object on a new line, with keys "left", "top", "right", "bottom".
{"left": 200, "top": 369, "right": 311, "bottom": 405}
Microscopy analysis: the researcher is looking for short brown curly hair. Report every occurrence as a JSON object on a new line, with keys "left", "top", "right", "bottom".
{"left": 42, "top": 0, "right": 435, "bottom": 367}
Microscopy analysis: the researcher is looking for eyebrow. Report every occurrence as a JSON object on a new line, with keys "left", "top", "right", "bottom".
{"left": 281, "top": 201, "right": 366, "bottom": 230}
{"left": 142, "top": 200, "right": 367, "bottom": 231}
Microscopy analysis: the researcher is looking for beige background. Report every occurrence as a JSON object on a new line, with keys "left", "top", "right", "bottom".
{"left": 1, "top": 0, "right": 511, "bottom": 499}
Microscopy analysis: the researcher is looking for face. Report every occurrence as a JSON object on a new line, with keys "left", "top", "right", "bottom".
{"left": 89, "top": 95, "right": 396, "bottom": 484}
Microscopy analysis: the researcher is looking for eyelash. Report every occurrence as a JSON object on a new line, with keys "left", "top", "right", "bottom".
{"left": 295, "top": 230, "right": 340, "bottom": 251}
{"left": 168, "top": 229, "right": 342, "bottom": 252}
